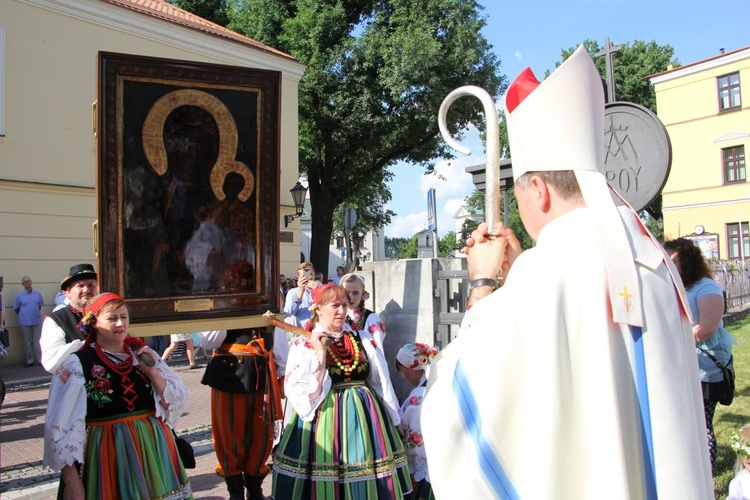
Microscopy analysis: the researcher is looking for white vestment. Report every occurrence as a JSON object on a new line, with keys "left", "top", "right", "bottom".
{"left": 422, "top": 206, "right": 713, "bottom": 499}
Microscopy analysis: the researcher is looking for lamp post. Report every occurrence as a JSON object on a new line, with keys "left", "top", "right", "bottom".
{"left": 284, "top": 182, "right": 308, "bottom": 228}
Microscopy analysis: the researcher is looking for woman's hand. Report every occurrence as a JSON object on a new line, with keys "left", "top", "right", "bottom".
{"left": 61, "top": 464, "right": 84, "bottom": 500}
{"left": 296, "top": 277, "right": 309, "bottom": 299}
{"left": 136, "top": 346, "right": 169, "bottom": 407}
{"left": 310, "top": 330, "right": 329, "bottom": 352}
{"left": 135, "top": 347, "right": 159, "bottom": 377}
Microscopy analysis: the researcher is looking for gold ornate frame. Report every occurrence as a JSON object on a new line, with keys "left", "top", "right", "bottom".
{"left": 97, "top": 52, "right": 280, "bottom": 323}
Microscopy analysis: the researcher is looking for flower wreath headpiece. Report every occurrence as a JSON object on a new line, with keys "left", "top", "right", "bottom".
{"left": 396, "top": 342, "right": 440, "bottom": 371}
{"left": 730, "top": 431, "right": 750, "bottom": 459}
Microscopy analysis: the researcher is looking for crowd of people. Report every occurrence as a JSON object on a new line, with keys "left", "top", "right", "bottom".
{"left": 4, "top": 43, "right": 748, "bottom": 499}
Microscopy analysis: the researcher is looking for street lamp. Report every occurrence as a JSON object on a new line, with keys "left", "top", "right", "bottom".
{"left": 284, "top": 182, "right": 308, "bottom": 227}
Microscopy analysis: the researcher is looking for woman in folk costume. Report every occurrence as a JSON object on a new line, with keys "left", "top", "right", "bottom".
{"left": 394, "top": 343, "right": 439, "bottom": 500}
{"left": 272, "top": 283, "right": 411, "bottom": 499}
{"left": 341, "top": 272, "right": 387, "bottom": 346}
{"left": 43, "top": 293, "right": 191, "bottom": 499}
{"left": 422, "top": 46, "right": 713, "bottom": 499}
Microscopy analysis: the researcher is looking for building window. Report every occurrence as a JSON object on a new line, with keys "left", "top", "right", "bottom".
{"left": 727, "top": 222, "right": 749, "bottom": 259}
{"left": 723, "top": 146, "right": 746, "bottom": 183}
{"left": 718, "top": 72, "right": 741, "bottom": 112}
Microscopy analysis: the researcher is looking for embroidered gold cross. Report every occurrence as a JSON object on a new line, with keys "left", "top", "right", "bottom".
{"left": 619, "top": 286, "right": 634, "bottom": 312}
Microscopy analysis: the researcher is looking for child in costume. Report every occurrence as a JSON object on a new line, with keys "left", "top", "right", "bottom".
{"left": 395, "top": 342, "right": 439, "bottom": 500}
{"left": 729, "top": 426, "right": 750, "bottom": 500}
{"left": 341, "top": 272, "right": 387, "bottom": 346}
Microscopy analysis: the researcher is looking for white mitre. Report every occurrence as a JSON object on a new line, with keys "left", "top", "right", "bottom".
{"left": 505, "top": 45, "right": 643, "bottom": 327}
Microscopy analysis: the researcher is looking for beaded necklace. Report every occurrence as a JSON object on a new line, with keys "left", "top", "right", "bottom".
{"left": 94, "top": 342, "right": 133, "bottom": 377}
{"left": 326, "top": 331, "right": 362, "bottom": 376}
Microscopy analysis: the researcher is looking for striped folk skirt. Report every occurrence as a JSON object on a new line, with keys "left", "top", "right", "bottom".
{"left": 82, "top": 410, "right": 192, "bottom": 499}
{"left": 273, "top": 382, "right": 411, "bottom": 499}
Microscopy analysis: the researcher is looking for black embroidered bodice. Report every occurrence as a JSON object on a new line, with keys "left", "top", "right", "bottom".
{"left": 325, "top": 330, "right": 371, "bottom": 384}
{"left": 74, "top": 345, "right": 155, "bottom": 421}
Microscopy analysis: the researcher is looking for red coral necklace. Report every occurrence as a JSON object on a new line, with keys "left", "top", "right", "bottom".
{"left": 94, "top": 343, "right": 133, "bottom": 376}
{"left": 326, "top": 331, "right": 361, "bottom": 375}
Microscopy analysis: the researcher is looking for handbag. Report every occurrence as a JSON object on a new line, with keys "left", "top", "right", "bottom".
{"left": 698, "top": 346, "right": 735, "bottom": 406}
{"left": 172, "top": 430, "right": 196, "bottom": 469}
{"left": 201, "top": 350, "right": 267, "bottom": 394}
{"left": 0, "top": 326, "right": 9, "bottom": 348}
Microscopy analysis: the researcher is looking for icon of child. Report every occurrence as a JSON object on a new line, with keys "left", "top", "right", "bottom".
{"left": 394, "top": 342, "right": 440, "bottom": 500}
{"left": 729, "top": 425, "right": 750, "bottom": 500}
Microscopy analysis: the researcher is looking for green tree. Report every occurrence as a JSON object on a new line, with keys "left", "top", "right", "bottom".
{"left": 169, "top": 0, "right": 229, "bottom": 26}
{"left": 224, "top": 0, "right": 505, "bottom": 275}
{"left": 384, "top": 236, "right": 409, "bottom": 258}
{"left": 395, "top": 235, "right": 418, "bottom": 259}
{"left": 553, "top": 39, "right": 678, "bottom": 225}
{"left": 555, "top": 39, "right": 678, "bottom": 112}
{"left": 464, "top": 188, "right": 484, "bottom": 214}
{"left": 331, "top": 185, "right": 396, "bottom": 270}
{"left": 504, "top": 187, "right": 533, "bottom": 250}
{"left": 438, "top": 231, "right": 460, "bottom": 257}
{"left": 459, "top": 189, "right": 533, "bottom": 250}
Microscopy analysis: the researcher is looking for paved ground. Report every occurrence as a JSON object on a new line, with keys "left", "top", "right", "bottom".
{"left": 0, "top": 357, "right": 274, "bottom": 499}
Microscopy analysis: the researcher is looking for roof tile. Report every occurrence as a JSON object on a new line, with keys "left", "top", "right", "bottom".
{"left": 100, "top": 0, "right": 295, "bottom": 61}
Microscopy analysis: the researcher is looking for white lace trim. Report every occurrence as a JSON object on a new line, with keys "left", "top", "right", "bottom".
{"left": 43, "top": 417, "right": 86, "bottom": 471}
{"left": 153, "top": 361, "right": 189, "bottom": 428}
{"left": 284, "top": 336, "right": 331, "bottom": 421}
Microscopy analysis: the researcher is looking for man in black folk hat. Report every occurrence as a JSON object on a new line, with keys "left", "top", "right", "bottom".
{"left": 40, "top": 263, "right": 99, "bottom": 373}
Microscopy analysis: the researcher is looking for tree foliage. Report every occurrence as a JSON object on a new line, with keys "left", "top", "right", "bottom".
{"left": 220, "top": 0, "right": 505, "bottom": 274}
{"left": 550, "top": 39, "right": 678, "bottom": 224}
{"left": 438, "top": 231, "right": 460, "bottom": 257}
{"left": 385, "top": 235, "right": 418, "bottom": 259}
{"left": 503, "top": 187, "right": 533, "bottom": 250}
{"left": 331, "top": 182, "right": 396, "bottom": 269}
{"left": 460, "top": 188, "right": 533, "bottom": 250}
{"left": 554, "top": 39, "right": 678, "bottom": 112}
{"left": 169, "top": 0, "right": 229, "bottom": 26}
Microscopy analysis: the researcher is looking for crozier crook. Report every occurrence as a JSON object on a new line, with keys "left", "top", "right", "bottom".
{"left": 438, "top": 86, "right": 501, "bottom": 232}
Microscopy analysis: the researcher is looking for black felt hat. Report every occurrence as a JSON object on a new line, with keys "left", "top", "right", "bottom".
{"left": 60, "top": 263, "right": 97, "bottom": 290}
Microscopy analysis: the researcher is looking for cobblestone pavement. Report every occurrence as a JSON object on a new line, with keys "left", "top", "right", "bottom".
{"left": 0, "top": 359, "right": 273, "bottom": 499}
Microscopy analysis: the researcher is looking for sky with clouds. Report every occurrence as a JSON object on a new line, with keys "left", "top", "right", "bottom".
{"left": 384, "top": 0, "right": 750, "bottom": 238}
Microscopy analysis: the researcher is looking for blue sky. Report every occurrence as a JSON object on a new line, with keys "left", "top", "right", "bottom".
{"left": 384, "top": 0, "right": 750, "bottom": 238}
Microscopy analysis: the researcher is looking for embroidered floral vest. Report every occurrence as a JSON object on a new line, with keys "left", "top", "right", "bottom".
{"left": 74, "top": 346, "right": 155, "bottom": 421}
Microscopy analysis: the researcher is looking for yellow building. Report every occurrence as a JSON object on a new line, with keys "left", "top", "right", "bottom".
{"left": 0, "top": 0, "right": 305, "bottom": 364}
{"left": 651, "top": 47, "right": 749, "bottom": 260}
